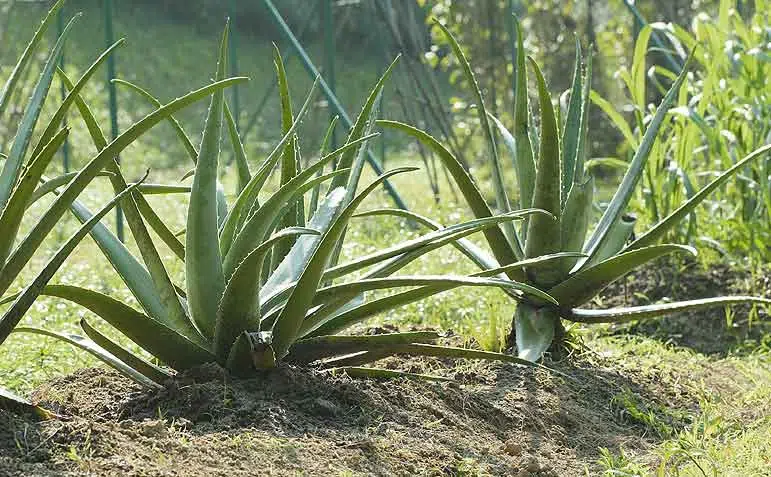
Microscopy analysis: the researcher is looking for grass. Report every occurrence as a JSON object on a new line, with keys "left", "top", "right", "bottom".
{"left": 1, "top": 1, "right": 770, "bottom": 475}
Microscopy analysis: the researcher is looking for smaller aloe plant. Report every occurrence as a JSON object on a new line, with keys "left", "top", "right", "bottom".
{"left": 1, "top": 24, "right": 566, "bottom": 386}
{"left": 380, "top": 18, "right": 770, "bottom": 362}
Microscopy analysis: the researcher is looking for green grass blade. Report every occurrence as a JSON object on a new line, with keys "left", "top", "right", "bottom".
{"left": 0, "top": 13, "right": 78, "bottom": 213}
{"left": 0, "top": 0, "right": 65, "bottom": 120}
{"left": 550, "top": 244, "right": 696, "bottom": 308}
{"left": 627, "top": 143, "right": 771, "bottom": 250}
{"left": 523, "top": 58, "right": 562, "bottom": 287}
{"left": 272, "top": 168, "right": 416, "bottom": 358}
{"left": 185, "top": 24, "right": 230, "bottom": 340}
{"left": 80, "top": 318, "right": 172, "bottom": 385}
{"left": 589, "top": 91, "right": 638, "bottom": 148}
{"left": 582, "top": 52, "right": 694, "bottom": 268}
{"left": 378, "top": 120, "right": 520, "bottom": 272}
{"left": 215, "top": 227, "right": 318, "bottom": 362}
{"left": 566, "top": 297, "right": 771, "bottom": 324}
{"left": 13, "top": 326, "right": 160, "bottom": 389}
{"left": 0, "top": 128, "right": 69, "bottom": 265}
{"left": 0, "top": 176, "right": 145, "bottom": 345}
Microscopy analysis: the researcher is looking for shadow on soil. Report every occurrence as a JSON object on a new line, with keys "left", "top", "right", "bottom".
{"left": 599, "top": 257, "right": 771, "bottom": 357}
{"left": 1, "top": 335, "right": 700, "bottom": 477}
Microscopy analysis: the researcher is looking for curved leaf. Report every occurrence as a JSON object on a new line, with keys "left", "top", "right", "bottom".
{"left": 566, "top": 297, "right": 771, "bottom": 323}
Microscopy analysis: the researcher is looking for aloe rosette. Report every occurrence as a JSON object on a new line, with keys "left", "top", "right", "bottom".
{"left": 380, "top": 18, "right": 770, "bottom": 362}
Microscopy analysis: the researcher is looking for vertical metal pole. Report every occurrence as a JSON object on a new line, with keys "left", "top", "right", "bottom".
{"left": 57, "top": 8, "right": 70, "bottom": 173}
{"left": 104, "top": 0, "right": 123, "bottom": 242}
{"left": 228, "top": 0, "right": 240, "bottom": 132}
{"left": 323, "top": 0, "right": 336, "bottom": 149}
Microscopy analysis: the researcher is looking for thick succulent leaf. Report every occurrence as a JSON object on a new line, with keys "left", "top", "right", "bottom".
{"left": 80, "top": 318, "right": 172, "bottom": 385}
{"left": 309, "top": 116, "right": 339, "bottom": 215}
{"left": 0, "top": 13, "right": 78, "bottom": 214}
{"left": 26, "top": 171, "right": 113, "bottom": 206}
{"left": 272, "top": 44, "right": 302, "bottom": 264}
{"left": 334, "top": 367, "right": 451, "bottom": 382}
{"left": 215, "top": 227, "right": 318, "bottom": 362}
{"left": 515, "top": 304, "right": 558, "bottom": 362}
{"left": 21, "top": 285, "right": 212, "bottom": 370}
{"left": 287, "top": 331, "right": 440, "bottom": 364}
{"left": 0, "top": 387, "right": 55, "bottom": 420}
{"left": 223, "top": 139, "right": 365, "bottom": 278}
{"left": 627, "top": 143, "right": 771, "bottom": 250}
{"left": 299, "top": 275, "right": 556, "bottom": 338}
{"left": 330, "top": 56, "right": 399, "bottom": 191}
{"left": 62, "top": 199, "right": 168, "bottom": 324}
{"left": 29, "top": 39, "right": 125, "bottom": 162}
{"left": 524, "top": 58, "right": 562, "bottom": 287}
{"left": 325, "top": 210, "right": 544, "bottom": 283}
{"left": 586, "top": 214, "right": 637, "bottom": 269}
{"left": 511, "top": 16, "right": 536, "bottom": 233}
{"left": 58, "top": 71, "right": 199, "bottom": 339}
{"left": 559, "top": 176, "right": 594, "bottom": 275}
{"left": 271, "top": 168, "right": 416, "bottom": 358}
{"left": 378, "top": 120, "right": 520, "bottom": 273}
{"left": 434, "top": 21, "right": 521, "bottom": 257}
{"left": 218, "top": 79, "right": 318, "bottom": 257}
{"left": 561, "top": 40, "right": 584, "bottom": 204}
{"left": 0, "top": 128, "right": 69, "bottom": 266}
{"left": 573, "top": 52, "right": 592, "bottom": 183}
{"left": 581, "top": 52, "right": 694, "bottom": 268}
{"left": 224, "top": 101, "right": 251, "bottom": 193}
{"left": 260, "top": 188, "right": 347, "bottom": 305}
{"left": 0, "top": 0, "right": 65, "bottom": 121}
{"left": 344, "top": 343, "right": 541, "bottom": 369}
{"left": 2, "top": 73, "right": 247, "bottom": 305}
{"left": 13, "top": 327, "right": 160, "bottom": 389}
{"left": 134, "top": 196, "right": 185, "bottom": 261}
{"left": 185, "top": 24, "right": 230, "bottom": 340}
{"left": 0, "top": 176, "right": 145, "bottom": 345}
{"left": 550, "top": 244, "right": 696, "bottom": 309}
{"left": 351, "top": 208, "right": 501, "bottom": 273}
{"left": 112, "top": 79, "right": 198, "bottom": 161}
{"left": 566, "top": 297, "right": 771, "bottom": 324}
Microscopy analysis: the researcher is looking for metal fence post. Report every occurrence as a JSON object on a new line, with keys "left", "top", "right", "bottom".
{"left": 103, "top": 0, "right": 123, "bottom": 241}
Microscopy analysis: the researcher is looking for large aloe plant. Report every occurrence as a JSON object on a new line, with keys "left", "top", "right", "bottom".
{"left": 0, "top": 1, "right": 235, "bottom": 416}
{"left": 1, "top": 25, "right": 568, "bottom": 386}
{"left": 380, "top": 19, "right": 770, "bottom": 362}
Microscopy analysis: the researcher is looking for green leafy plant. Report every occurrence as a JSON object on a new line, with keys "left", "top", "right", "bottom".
{"left": 0, "top": 0, "right": 244, "bottom": 415}
{"left": 599, "top": 0, "right": 770, "bottom": 260}
{"left": 381, "top": 18, "right": 770, "bottom": 362}
{"left": 0, "top": 24, "right": 569, "bottom": 386}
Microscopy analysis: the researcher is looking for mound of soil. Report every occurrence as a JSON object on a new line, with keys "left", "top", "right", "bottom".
{"left": 1, "top": 342, "right": 709, "bottom": 477}
{"left": 599, "top": 258, "right": 771, "bottom": 355}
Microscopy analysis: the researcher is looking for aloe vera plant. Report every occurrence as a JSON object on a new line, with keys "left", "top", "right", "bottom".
{"left": 0, "top": 1, "right": 208, "bottom": 416}
{"left": 1, "top": 24, "right": 567, "bottom": 386}
{"left": 380, "top": 18, "right": 771, "bottom": 362}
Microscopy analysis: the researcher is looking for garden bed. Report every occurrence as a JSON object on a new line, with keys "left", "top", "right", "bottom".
{"left": 2, "top": 341, "right": 717, "bottom": 477}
